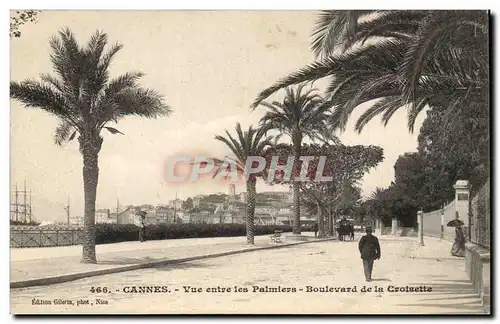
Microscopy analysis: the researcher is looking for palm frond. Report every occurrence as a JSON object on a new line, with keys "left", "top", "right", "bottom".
{"left": 98, "top": 42, "right": 124, "bottom": 73}
{"left": 252, "top": 39, "right": 406, "bottom": 109}
{"left": 400, "top": 11, "right": 488, "bottom": 105}
{"left": 10, "top": 80, "right": 71, "bottom": 119}
{"left": 311, "top": 10, "right": 376, "bottom": 57}
{"left": 111, "top": 88, "right": 172, "bottom": 121}
{"left": 39, "top": 73, "right": 64, "bottom": 93}
{"left": 12, "top": 27, "right": 173, "bottom": 151}
{"left": 354, "top": 97, "right": 402, "bottom": 133}
{"left": 104, "top": 126, "right": 124, "bottom": 135}
{"left": 54, "top": 121, "right": 77, "bottom": 146}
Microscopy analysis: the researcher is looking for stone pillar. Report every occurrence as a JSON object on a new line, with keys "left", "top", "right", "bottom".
{"left": 453, "top": 180, "right": 470, "bottom": 228}
{"left": 391, "top": 217, "right": 397, "bottom": 235}
{"left": 418, "top": 210, "right": 424, "bottom": 246}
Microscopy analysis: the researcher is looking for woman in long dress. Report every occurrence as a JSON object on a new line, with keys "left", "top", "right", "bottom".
{"left": 451, "top": 225, "right": 466, "bottom": 257}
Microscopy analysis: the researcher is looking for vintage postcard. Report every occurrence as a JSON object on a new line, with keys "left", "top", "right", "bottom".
{"left": 10, "top": 10, "right": 491, "bottom": 315}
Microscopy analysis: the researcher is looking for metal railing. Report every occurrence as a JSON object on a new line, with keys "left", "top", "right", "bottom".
{"left": 10, "top": 226, "right": 84, "bottom": 248}
{"left": 470, "top": 179, "right": 490, "bottom": 249}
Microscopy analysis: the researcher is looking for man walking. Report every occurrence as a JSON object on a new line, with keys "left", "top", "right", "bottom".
{"left": 136, "top": 211, "right": 147, "bottom": 242}
{"left": 139, "top": 214, "right": 146, "bottom": 242}
{"left": 358, "top": 226, "right": 381, "bottom": 282}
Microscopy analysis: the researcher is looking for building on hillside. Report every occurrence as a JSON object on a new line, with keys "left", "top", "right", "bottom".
{"left": 171, "top": 210, "right": 184, "bottom": 224}
{"left": 96, "top": 208, "right": 117, "bottom": 224}
{"left": 117, "top": 207, "right": 138, "bottom": 225}
{"left": 231, "top": 212, "right": 245, "bottom": 224}
{"left": 168, "top": 199, "right": 183, "bottom": 210}
{"left": 155, "top": 205, "right": 169, "bottom": 224}
{"left": 260, "top": 191, "right": 292, "bottom": 203}
{"left": 255, "top": 212, "right": 275, "bottom": 225}
{"left": 193, "top": 196, "right": 202, "bottom": 209}
{"left": 69, "top": 217, "right": 83, "bottom": 227}
{"left": 188, "top": 211, "right": 211, "bottom": 224}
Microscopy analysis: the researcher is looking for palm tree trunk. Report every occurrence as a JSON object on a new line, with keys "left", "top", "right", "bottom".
{"left": 246, "top": 179, "right": 256, "bottom": 244}
{"left": 292, "top": 182, "right": 301, "bottom": 234}
{"left": 327, "top": 206, "right": 333, "bottom": 236}
{"left": 316, "top": 201, "right": 325, "bottom": 238}
{"left": 80, "top": 136, "right": 101, "bottom": 264}
{"left": 292, "top": 137, "right": 302, "bottom": 235}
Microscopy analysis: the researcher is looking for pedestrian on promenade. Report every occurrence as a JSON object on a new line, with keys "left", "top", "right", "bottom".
{"left": 313, "top": 222, "right": 318, "bottom": 237}
{"left": 139, "top": 215, "right": 147, "bottom": 242}
{"left": 358, "top": 226, "right": 381, "bottom": 282}
{"left": 136, "top": 211, "right": 147, "bottom": 242}
{"left": 449, "top": 211, "right": 466, "bottom": 257}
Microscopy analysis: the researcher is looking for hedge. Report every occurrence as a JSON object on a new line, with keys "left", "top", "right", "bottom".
{"left": 95, "top": 223, "right": 293, "bottom": 244}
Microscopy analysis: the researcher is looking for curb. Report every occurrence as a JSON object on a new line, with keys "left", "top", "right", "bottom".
{"left": 11, "top": 237, "right": 335, "bottom": 289}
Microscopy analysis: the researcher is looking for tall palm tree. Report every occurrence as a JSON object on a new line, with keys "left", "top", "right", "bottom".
{"left": 10, "top": 28, "right": 171, "bottom": 263}
{"left": 255, "top": 84, "right": 338, "bottom": 235}
{"left": 252, "top": 10, "right": 488, "bottom": 133}
{"left": 368, "top": 187, "right": 391, "bottom": 226}
{"left": 214, "top": 123, "right": 274, "bottom": 244}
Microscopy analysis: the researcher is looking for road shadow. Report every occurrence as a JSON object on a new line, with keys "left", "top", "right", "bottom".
{"left": 419, "top": 295, "right": 480, "bottom": 302}
{"left": 98, "top": 256, "right": 165, "bottom": 265}
{"left": 411, "top": 256, "right": 464, "bottom": 262}
{"left": 422, "top": 279, "right": 471, "bottom": 284}
{"left": 397, "top": 301, "right": 484, "bottom": 311}
{"left": 155, "top": 261, "right": 213, "bottom": 271}
{"left": 397, "top": 277, "right": 483, "bottom": 312}
{"left": 407, "top": 282, "right": 476, "bottom": 295}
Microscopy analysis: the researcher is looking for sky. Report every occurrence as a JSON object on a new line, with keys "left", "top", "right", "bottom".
{"left": 10, "top": 10, "right": 425, "bottom": 222}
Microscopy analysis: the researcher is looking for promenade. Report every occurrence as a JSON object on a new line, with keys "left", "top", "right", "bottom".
{"left": 11, "top": 232, "right": 324, "bottom": 286}
{"left": 10, "top": 234, "right": 487, "bottom": 314}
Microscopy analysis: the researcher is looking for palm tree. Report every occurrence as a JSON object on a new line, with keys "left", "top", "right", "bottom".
{"left": 10, "top": 28, "right": 171, "bottom": 263}
{"left": 214, "top": 123, "right": 274, "bottom": 244}
{"left": 252, "top": 10, "right": 488, "bottom": 133}
{"left": 367, "top": 187, "right": 391, "bottom": 227}
{"left": 255, "top": 84, "right": 338, "bottom": 235}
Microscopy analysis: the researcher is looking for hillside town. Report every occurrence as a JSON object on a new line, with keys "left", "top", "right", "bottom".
{"left": 67, "top": 184, "right": 315, "bottom": 227}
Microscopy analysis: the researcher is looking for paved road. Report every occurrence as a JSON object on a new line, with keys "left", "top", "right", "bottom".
{"left": 10, "top": 236, "right": 486, "bottom": 314}
{"left": 11, "top": 233, "right": 318, "bottom": 283}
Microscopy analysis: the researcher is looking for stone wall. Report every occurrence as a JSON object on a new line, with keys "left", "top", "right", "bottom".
{"left": 422, "top": 201, "right": 456, "bottom": 242}
{"left": 465, "top": 243, "right": 490, "bottom": 312}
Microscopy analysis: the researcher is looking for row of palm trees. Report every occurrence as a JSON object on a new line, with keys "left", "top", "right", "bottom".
{"left": 11, "top": 10, "right": 488, "bottom": 262}
{"left": 212, "top": 84, "right": 339, "bottom": 244}
{"left": 208, "top": 10, "right": 489, "bottom": 245}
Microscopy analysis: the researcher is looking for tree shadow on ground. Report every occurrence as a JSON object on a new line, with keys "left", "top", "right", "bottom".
{"left": 424, "top": 279, "right": 471, "bottom": 283}
{"left": 419, "top": 295, "right": 480, "bottom": 302}
{"left": 396, "top": 301, "right": 484, "bottom": 311}
{"left": 397, "top": 277, "right": 483, "bottom": 312}
{"left": 371, "top": 278, "right": 391, "bottom": 282}
{"left": 410, "top": 256, "right": 464, "bottom": 261}
{"left": 98, "top": 256, "right": 164, "bottom": 265}
{"left": 97, "top": 256, "right": 216, "bottom": 271}
{"left": 154, "top": 261, "right": 213, "bottom": 271}
{"left": 407, "top": 282, "right": 476, "bottom": 295}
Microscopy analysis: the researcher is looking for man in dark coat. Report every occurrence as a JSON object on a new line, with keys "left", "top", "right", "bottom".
{"left": 137, "top": 213, "right": 147, "bottom": 242}
{"left": 313, "top": 222, "right": 318, "bottom": 237}
{"left": 358, "top": 226, "right": 381, "bottom": 282}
